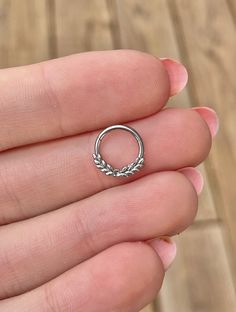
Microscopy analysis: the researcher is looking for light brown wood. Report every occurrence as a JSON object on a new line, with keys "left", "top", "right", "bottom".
{"left": 55, "top": 0, "right": 113, "bottom": 56}
{"left": 159, "top": 225, "right": 236, "bottom": 311}
{"left": 172, "top": 0, "right": 236, "bottom": 285}
{"left": 0, "top": 0, "right": 50, "bottom": 67}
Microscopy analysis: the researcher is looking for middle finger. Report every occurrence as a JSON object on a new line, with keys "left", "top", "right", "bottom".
{"left": 0, "top": 107, "right": 211, "bottom": 224}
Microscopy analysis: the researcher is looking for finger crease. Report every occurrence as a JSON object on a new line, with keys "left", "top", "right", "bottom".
{"left": 38, "top": 63, "right": 66, "bottom": 138}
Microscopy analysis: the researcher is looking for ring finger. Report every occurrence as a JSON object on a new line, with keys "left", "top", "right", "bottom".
{"left": 0, "top": 170, "right": 198, "bottom": 298}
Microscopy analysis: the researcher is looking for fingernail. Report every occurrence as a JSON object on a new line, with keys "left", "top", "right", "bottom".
{"left": 160, "top": 58, "right": 188, "bottom": 96}
{"left": 179, "top": 167, "right": 204, "bottom": 194}
{"left": 192, "top": 107, "right": 219, "bottom": 137}
{"left": 149, "top": 237, "right": 177, "bottom": 271}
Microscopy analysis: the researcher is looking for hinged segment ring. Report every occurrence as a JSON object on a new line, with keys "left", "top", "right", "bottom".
{"left": 93, "top": 125, "right": 144, "bottom": 177}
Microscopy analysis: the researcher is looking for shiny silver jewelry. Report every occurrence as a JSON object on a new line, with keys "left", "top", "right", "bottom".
{"left": 93, "top": 125, "right": 144, "bottom": 177}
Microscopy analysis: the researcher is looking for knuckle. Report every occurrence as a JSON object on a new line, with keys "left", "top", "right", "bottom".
{"left": 43, "top": 283, "right": 66, "bottom": 312}
{"left": 70, "top": 204, "right": 97, "bottom": 256}
{"left": 0, "top": 167, "right": 24, "bottom": 225}
{"left": 37, "top": 63, "right": 66, "bottom": 137}
{"left": 0, "top": 247, "right": 21, "bottom": 299}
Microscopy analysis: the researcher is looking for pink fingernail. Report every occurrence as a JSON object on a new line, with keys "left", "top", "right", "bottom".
{"left": 161, "top": 58, "right": 188, "bottom": 96}
{"left": 179, "top": 167, "right": 204, "bottom": 194}
{"left": 192, "top": 107, "right": 219, "bottom": 137}
{"left": 149, "top": 237, "right": 177, "bottom": 271}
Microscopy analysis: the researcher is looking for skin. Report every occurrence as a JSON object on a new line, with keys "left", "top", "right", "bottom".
{"left": 0, "top": 50, "right": 213, "bottom": 311}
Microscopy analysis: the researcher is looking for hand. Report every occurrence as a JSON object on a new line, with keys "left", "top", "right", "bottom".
{"left": 0, "top": 50, "right": 217, "bottom": 311}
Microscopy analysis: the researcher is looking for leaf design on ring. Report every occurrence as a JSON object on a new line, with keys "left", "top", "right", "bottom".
{"left": 92, "top": 153, "right": 144, "bottom": 177}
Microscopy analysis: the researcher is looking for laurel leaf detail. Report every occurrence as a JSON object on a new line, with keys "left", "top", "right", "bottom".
{"left": 93, "top": 153, "right": 144, "bottom": 177}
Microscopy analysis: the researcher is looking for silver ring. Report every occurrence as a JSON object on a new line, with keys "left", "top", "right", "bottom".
{"left": 93, "top": 125, "right": 144, "bottom": 177}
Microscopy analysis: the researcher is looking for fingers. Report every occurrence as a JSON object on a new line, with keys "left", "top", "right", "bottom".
{"left": 0, "top": 242, "right": 164, "bottom": 312}
{"left": 0, "top": 50, "right": 172, "bottom": 151}
{"left": 0, "top": 171, "right": 197, "bottom": 298}
{"left": 0, "top": 107, "right": 212, "bottom": 223}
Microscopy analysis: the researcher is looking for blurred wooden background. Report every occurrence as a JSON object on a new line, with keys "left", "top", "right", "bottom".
{"left": 0, "top": 0, "right": 236, "bottom": 311}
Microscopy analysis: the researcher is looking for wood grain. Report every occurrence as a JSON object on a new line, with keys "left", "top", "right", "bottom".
{"left": 55, "top": 0, "right": 113, "bottom": 56}
{"left": 171, "top": 0, "right": 236, "bottom": 286}
{"left": 0, "top": 0, "right": 50, "bottom": 67}
{"left": 159, "top": 225, "right": 236, "bottom": 312}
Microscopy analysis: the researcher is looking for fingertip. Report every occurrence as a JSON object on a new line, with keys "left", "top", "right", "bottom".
{"left": 160, "top": 58, "right": 188, "bottom": 96}
{"left": 192, "top": 106, "right": 219, "bottom": 137}
{"left": 149, "top": 237, "right": 177, "bottom": 271}
{"left": 179, "top": 167, "right": 204, "bottom": 194}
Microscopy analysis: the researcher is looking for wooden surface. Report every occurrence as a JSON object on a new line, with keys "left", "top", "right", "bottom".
{"left": 0, "top": 1, "right": 235, "bottom": 311}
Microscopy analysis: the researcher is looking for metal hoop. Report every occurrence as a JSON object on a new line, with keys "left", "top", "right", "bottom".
{"left": 92, "top": 125, "right": 144, "bottom": 177}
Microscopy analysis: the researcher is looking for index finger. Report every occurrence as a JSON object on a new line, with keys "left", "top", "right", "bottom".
{"left": 0, "top": 50, "right": 177, "bottom": 151}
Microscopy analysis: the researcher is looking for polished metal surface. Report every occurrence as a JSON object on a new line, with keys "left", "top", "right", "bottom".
{"left": 93, "top": 125, "right": 144, "bottom": 177}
